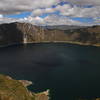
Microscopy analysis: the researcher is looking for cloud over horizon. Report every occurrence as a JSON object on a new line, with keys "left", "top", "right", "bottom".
{"left": 62, "top": 0, "right": 100, "bottom": 6}
{"left": 0, "top": 0, "right": 100, "bottom": 14}
{"left": 0, "top": 0, "right": 60, "bottom": 14}
{"left": 0, "top": 0, "right": 100, "bottom": 25}
{"left": 31, "top": 4, "right": 100, "bottom": 18}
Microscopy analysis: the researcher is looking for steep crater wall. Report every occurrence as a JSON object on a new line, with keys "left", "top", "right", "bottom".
{"left": 0, "top": 22, "right": 100, "bottom": 46}
{"left": 0, "top": 23, "right": 23, "bottom": 45}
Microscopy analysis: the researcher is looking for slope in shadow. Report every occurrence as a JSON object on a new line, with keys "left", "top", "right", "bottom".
{"left": 0, "top": 23, "right": 23, "bottom": 45}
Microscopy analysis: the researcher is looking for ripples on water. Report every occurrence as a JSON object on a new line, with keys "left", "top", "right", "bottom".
{"left": 0, "top": 43, "right": 100, "bottom": 100}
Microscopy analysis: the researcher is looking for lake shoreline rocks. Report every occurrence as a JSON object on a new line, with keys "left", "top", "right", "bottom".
{"left": 0, "top": 41, "right": 100, "bottom": 49}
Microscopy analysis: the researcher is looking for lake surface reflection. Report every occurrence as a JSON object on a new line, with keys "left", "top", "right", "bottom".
{"left": 0, "top": 43, "right": 100, "bottom": 100}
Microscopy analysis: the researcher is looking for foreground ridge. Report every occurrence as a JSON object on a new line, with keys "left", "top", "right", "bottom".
{"left": 0, "top": 74, "right": 49, "bottom": 100}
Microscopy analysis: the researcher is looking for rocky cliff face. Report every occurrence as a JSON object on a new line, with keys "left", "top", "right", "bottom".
{"left": 0, "top": 22, "right": 100, "bottom": 46}
{"left": 0, "top": 23, "right": 23, "bottom": 45}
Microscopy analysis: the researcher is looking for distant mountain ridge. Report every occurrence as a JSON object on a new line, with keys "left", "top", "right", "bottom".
{"left": 42, "top": 25, "right": 88, "bottom": 30}
{"left": 0, "top": 22, "right": 100, "bottom": 46}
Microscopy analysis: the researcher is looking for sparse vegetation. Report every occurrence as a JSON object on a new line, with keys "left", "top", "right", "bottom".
{"left": 0, "top": 74, "right": 49, "bottom": 100}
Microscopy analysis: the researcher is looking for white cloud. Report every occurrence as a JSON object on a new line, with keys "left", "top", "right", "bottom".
{"left": 55, "top": 4, "right": 100, "bottom": 18}
{"left": 0, "top": 14, "right": 99, "bottom": 26}
{"left": 0, "top": 17, "right": 18, "bottom": 24}
{"left": 92, "top": 18, "right": 100, "bottom": 25}
{"left": 31, "top": 4, "right": 100, "bottom": 19}
{"left": 0, "top": 0, "right": 59, "bottom": 14}
{"left": 0, "top": 14, "right": 3, "bottom": 18}
{"left": 0, "top": 0, "right": 100, "bottom": 25}
{"left": 43, "top": 15, "right": 89, "bottom": 26}
{"left": 24, "top": 15, "right": 91, "bottom": 26}
{"left": 31, "top": 9, "right": 44, "bottom": 17}
{"left": 31, "top": 16, "right": 45, "bottom": 25}
{"left": 21, "top": 16, "right": 46, "bottom": 25}
{"left": 0, "top": 0, "right": 100, "bottom": 15}
{"left": 61, "top": 0, "right": 100, "bottom": 6}
{"left": 31, "top": 8, "right": 55, "bottom": 17}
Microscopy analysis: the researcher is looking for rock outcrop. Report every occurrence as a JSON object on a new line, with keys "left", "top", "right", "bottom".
{"left": 0, "top": 22, "right": 100, "bottom": 46}
{"left": 0, "top": 74, "right": 49, "bottom": 100}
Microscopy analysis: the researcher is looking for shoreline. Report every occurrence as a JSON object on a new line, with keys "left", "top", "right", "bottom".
{"left": 0, "top": 43, "right": 21, "bottom": 48}
{"left": 24, "top": 41, "right": 100, "bottom": 47}
{"left": 0, "top": 41, "right": 100, "bottom": 48}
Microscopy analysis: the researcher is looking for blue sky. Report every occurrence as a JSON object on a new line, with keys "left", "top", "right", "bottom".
{"left": 71, "top": 17, "right": 94, "bottom": 23}
{"left": 4, "top": 10, "right": 94, "bottom": 22}
{"left": 4, "top": 12, "right": 31, "bottom": 18}
{"left": 4, "top": 3, "right": 94, "bottom": 24}
{"left": 4, "top": 12, "right": 94, "bottom": 23}
{"left": 0, "top": 0, "right": 100, "bottom": 25}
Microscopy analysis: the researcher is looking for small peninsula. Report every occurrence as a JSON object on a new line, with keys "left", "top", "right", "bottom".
{"left": 0, "top": 74, "right": 100, "bottom": 100}
{"left": 0, "top": 74, "right": 49, "bottom": 100}
{"left": 0, "top": 22, "right": 100, "bottom": 47}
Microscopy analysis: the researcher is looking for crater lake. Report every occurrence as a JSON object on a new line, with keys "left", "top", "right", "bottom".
{"left": 0, "top": 43, "right": 100, "bottom": 100}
